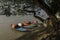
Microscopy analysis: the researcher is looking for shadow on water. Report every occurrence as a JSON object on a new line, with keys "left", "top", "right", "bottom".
{"left": 16, "top": 27, "right": 46, "bottom": 40}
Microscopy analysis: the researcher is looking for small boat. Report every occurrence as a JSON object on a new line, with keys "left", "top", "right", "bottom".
{"left": 15, "top": 27, "right": 30, "bottom": 32}
{"left": 24, "top": 24, "right": 37, "bottom": 29}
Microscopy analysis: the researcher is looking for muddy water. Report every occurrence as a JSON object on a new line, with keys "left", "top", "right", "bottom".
{"left": 0, "top": 15, "right": 41, "bottom": 40}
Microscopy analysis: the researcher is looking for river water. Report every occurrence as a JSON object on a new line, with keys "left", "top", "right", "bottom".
{"left": 0, "top": 15, "right": 41, "bottom": 40}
